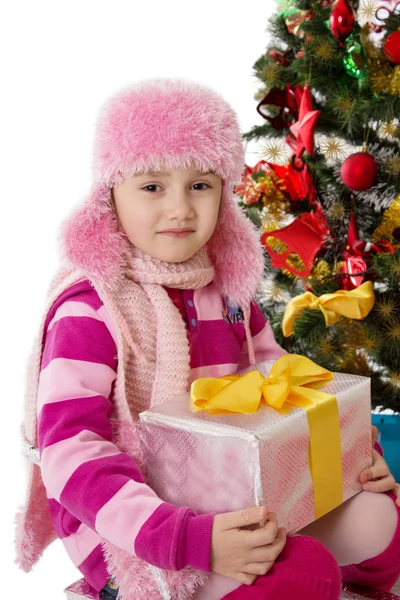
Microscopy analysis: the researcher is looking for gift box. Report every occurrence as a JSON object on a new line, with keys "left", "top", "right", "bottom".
{"left": 139, "top": 357, "right": 373, "bottom": 535}
{"left": 64, "top": 579, "right": 100, "bottom": 600}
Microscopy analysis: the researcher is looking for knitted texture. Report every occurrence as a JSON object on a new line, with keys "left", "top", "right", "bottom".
{"left": 222, "top": 535, "right": 342, "bottom": 600}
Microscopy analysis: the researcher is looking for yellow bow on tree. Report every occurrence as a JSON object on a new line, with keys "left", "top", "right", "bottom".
{"left": 190, "top": 354, "right": 343, "bottom": 519}
{"left": 282, "top": 280, "right": 375, "bottom": 337}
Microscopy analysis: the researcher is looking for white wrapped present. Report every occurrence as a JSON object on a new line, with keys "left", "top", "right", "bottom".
{"left": 139, "top": 356, "right": 373, "bottom": 534}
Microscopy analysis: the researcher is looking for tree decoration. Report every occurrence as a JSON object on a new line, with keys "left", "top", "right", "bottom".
{"left": 319, "top": 135, "right": 347, "bottom": 161}
{"left": 330, "top": 0, "right": 356, "bottom": 45}
{"left": 378, "top": 119, "right": 399, "bottom": 141}
{"left": 287, "top": 84, "right": 321, "bottom": 158}
{"left": 340, "top": 144, "right": 378, "bottom": 190}
{"left": 310, "top": 37, "right": 337, "bottom": 66}
{"left": 256, "top": 85, "right": 302, "bottom": 129}
{"left": 343, "top": 39, "right": 367, "bottom": 79}
{"left": 258, "top": 137, "right": 292, "bottom": 165}
{"left": 261, "top": 212, "right": 329, "bottom": 277}
{"left": 362, "top": 30, "right": 400, "bottom": 95}
{"left": 331, "top": 88, "right": 356, "bottom": 118}
{"left": 384, "top": 30, "right": 400, "bottom": 64}
{"left": 285, "top": 8, "right": 314, "bottom": 36}
{"left": 268, "top": 161, "right": 319, "bottom": 206}
{"left": 357, "top": 0, "right": 380, "bottom": 26}
{"left": 260, "top": 61, "right": 284, "bottom": 88}
{"left": 372, "top": 195, "right": 400, "bottom": 241}
{"left": 241, "top": 0, "right": 400, "bottom": 412}
{"left": 269, "top": 49, "right": 290, "bottom": 66}
{"left": 340, "top": 213, "right": 367, "bottom": 289}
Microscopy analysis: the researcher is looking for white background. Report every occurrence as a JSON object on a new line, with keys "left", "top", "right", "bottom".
{"left": 1, "top": 1, "right": 275, "bottom": 597}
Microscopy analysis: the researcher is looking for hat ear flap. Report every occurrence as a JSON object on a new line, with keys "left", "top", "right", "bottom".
{"left": 208, "top": 183, "right": 265, "bottom": 306}
{"left": 59, "top": 182, "right": 129, "bottom": 284}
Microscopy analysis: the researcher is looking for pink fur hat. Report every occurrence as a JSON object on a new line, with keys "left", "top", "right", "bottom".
{"left": 60, "top": 77, "right": 264, "bottom": 305}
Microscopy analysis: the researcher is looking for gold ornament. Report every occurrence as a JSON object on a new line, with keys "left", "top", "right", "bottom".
{"left": 261, "top": 62, "right": 283, "bottom": 88}
{"left": 311, "top": 38, "right": 337, "bottom": 66}
{"left": 372, "top": 295, "right": 400, "bottom": 326}
{"left": 336, "top": 348, "right": 371, "bottom": 376}
{"left": 259, "top": 138, "right": 291, "bottom": 165}
{"left": 386, "top": 156, "right": 400, "bottom": 177}
{"left": 286, "top": 253, "right": 306, "bottom": 274}
{"left": 383, "top": 320, "right": 400, "bottom": 348}
{"left": 385, "top": 370, "right": 400, "bottom": 392}
{"left": 388, "top": 256, "right": 400, "bottom": 280}
{"left": 259, "top": 279, "right": 288, "bottom": 303}
{"left": 319, "top": 136, "right": 347, "bottom": 161}
{"left": 307, "top": 260, "right": 333, "bottom": 286}
{"left": 315, "top": 337, "right": 340, "bottom": 363}
{"left": 328, "top": 200, "right": 347, "bottom": 221}
{"left": 331, "top": 89, "right": 356, "bottom": 124}
{"left": 372, "top": 195, "right": 400, "bottom": 241}
{"left": 357, "top": 0, "right": 380, "bottom": 26}
{"left": 378, "top": 119, "right": 399, "bottom": 141}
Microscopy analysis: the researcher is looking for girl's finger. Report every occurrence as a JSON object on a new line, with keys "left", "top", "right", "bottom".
{"left": 243, "top": 561, "right": 274, "bottom": 576}
{"left": 363, "top": 474, "right": 396, "bottom": 493}
{"left": 249, "top": 527, "right": 287, "bottom": 561}
{"left": 361, "top": 461, "right": 390, "bottom": 482}
{"left": 394, "top": 484, "right": 400, "bottom": 507}
{"left": 250, "top": 513, "right": 279, "bottom": 548}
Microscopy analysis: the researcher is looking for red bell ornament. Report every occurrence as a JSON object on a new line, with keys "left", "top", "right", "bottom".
{"left": 330, "top": 0, "right": 355, "bottom": 46}
{"left": 340, "top": 146, "right": 378, "bottom": 191}
{"left": 383, "top": 31, "right": 400, "bottom": 64}
{"left": 261, "top": 212, "right": 328, "bottom": 277}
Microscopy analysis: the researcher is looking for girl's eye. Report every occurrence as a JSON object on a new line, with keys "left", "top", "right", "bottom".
{"left": 192, "top": 182, "right": 211, "bottom": 191}
{"left": 141, "top": 182, "right": 210, "bottom": 193}
{"left": 142, "top": 184, "right": 160, "bottom": 192}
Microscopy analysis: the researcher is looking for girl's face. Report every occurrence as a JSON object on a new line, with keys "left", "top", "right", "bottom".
{"left": 112, "top": 164, "right": 223, "bottom": 263}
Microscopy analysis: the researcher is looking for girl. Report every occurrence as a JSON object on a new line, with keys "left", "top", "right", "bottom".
{"left": 15, "top": 78, "right": 400, "bottom": 600}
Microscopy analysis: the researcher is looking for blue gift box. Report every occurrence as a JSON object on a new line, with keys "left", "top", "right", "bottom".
{"left": 372, "top": 412, "right": 400, "bottom": 483}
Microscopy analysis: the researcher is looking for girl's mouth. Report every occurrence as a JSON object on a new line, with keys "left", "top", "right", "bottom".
{"left": 158, "top": 229, "right": 194, "bottom": 238}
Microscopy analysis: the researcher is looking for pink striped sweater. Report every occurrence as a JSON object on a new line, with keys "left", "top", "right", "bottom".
{"left": 37, "top": 278, "right": 285, "bottom": 592}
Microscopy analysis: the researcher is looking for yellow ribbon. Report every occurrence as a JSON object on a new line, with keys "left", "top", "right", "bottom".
{"left": 282, "top": 280, "right": 375, "bottom": 337}
{"left": 190, "top": 354, "right": 343, "bottom": 519}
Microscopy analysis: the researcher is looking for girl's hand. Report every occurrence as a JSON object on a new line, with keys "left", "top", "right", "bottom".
{"left": 211, "top": 507, "right": 286, "bottom": 585}
{"left": 359, "top": 425, "right": 400, "bottom": 507}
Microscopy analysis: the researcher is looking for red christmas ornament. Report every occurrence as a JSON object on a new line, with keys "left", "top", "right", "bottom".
{"left": 287, "top": 84, "right": 321, "bottom": 158}
{"left": 268, "top": 161, "right": 318, "bottom": 207}
{"left": 340, "top": 213, "right": 366, "bottom": 289}
{"left": 383, "top": 31, "right": 400, "bottom": 64}
{"left": 330, "top": 0, "right": 355, "bottom": 45}
{"left": 340, "top": 146, "right": 378, "bottom": 191}
{"left": 261, "top": 212, "right": 328, "bottom": 277}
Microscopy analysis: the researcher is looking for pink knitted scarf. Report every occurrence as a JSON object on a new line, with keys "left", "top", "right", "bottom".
{"left": 122, "top": 243, "right": 219, "bottom": 408}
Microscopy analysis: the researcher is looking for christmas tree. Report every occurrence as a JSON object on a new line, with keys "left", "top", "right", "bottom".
{"left": 236, "top": 0, "right": 400, "bottom": 411}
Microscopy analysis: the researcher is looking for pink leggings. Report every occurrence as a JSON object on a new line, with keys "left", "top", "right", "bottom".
{"left": 193, "top": 490, "right": 400, "bottom": 600}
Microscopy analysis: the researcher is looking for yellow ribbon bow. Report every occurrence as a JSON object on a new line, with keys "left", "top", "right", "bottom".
{"left": 282, "top": 280, "right": 375, "bottom": 337}
{"left": 190, "top": 354, "right": 343, "bottom": 519}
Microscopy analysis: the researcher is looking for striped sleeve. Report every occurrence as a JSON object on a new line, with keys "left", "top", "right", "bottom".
{"left": 37, "top": 283, "right": 214, "bottom": 572}
{"left": 238, "top": 300, "right": 286, "bottom": 370}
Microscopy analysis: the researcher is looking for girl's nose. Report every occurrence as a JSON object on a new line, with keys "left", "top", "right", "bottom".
{"left": 164, "top": 191, "right": 195, "bottom": 220}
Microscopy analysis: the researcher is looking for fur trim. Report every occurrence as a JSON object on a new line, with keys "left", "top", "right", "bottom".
{"left": 92, "top": 78, "right": 245, "bottom": 186}
{"left": 14, "top": 464, "right": 57, "bottom": 572}
{"left": 59, "top": 77, "right": 265, "bottom": 304}
{"left": 59, "top": 182, "right": 129, "bottom": 288}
